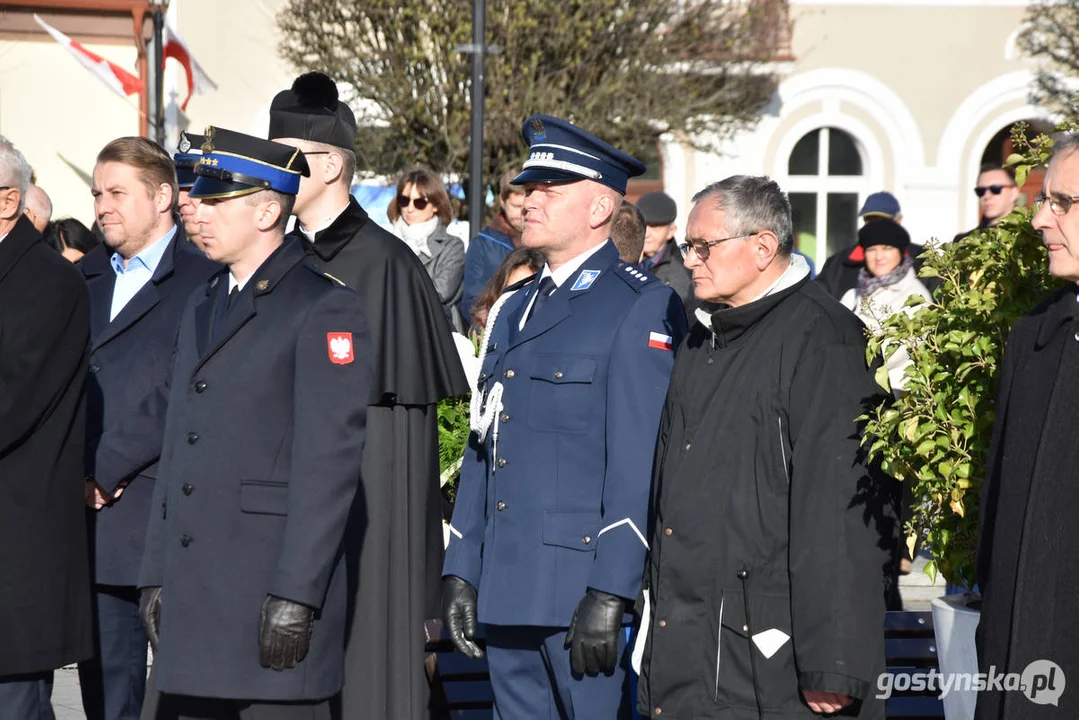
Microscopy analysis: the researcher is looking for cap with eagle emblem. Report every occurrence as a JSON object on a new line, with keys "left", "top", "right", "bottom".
{"left": 511, "top": 114, "right": 645, "bottom": 195}
{"left": 173, "top": 130, "right": 205, "bottom": 190}
{"left": 189, "top": 126, "right": 311, "bottom": 200}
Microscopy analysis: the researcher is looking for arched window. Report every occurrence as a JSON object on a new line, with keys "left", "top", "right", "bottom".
{"left": 785, "top": 128, "right": 866, "bottom": 265}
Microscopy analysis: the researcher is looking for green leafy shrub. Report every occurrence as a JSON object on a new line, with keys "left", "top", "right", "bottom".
{"left": 860, "top": 123, "right": 1065, "bottom": 587}
{"left": 438, "top": 394, "right": 471, "bottom": 502}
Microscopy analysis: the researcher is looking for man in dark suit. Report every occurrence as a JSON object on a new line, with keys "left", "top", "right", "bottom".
{"left": 442, "top": 115, "right": 687, "bottom": 718}
{"left": 77, "top": 136, "right": 218, "bottom": 720}
{"left": 137, "top": 127, "right": 374, "bottom": 720}
{"left": 0, "top": 140, "right": 94, "bottom": 718}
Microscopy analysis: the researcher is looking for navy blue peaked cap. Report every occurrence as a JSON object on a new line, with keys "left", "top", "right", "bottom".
{"left": 173, "top": 131, "right": 204, "bottom": 190}
{"left": 511, "top": 114, "right": 646, "bottom": 195}
{"left": 190, "top": 126, "right": 310, "bottom": 200}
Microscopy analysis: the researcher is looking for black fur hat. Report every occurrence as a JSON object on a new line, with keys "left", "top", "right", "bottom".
{"left": 268, "top": 72, "right": 357, "bottom": 150}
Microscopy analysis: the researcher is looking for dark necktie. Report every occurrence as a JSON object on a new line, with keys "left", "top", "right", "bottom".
{"left": 225, "top": 285, "right": 239, "bottom": 312}
{"left": 525, "top": 276, "right": 556, "bottom": 325}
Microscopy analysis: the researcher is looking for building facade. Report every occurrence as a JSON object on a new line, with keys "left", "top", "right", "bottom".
{"left": 661, "top": 0, "right": 1046, "bottom": 266}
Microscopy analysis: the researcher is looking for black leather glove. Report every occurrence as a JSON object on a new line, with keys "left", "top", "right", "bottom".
{"left": 566, "top": 588, "right": 626, "bottom": 676}
{"left": 442, "top": 575, "right": 483, "bottom": 659}
{"left": 138, "top": 586, "right": 163, "bottom": 653}
{"left": 258, "top": 595, "right": 314, "bottom": 671}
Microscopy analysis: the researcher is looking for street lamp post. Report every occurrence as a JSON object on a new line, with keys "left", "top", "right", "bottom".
{"left": 467, "top": 0, "right": 486, "bottom": 237}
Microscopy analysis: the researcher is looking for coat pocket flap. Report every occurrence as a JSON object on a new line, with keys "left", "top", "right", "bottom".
{"left": 239, "top": 480, "right": 289, "bottom": 516}
{"left": 542, "top": 510, "right": 601, "bottom": 551}
{"left": 720, "top": 587, "right": 793, "bottom": 643}
{"left": 530, "top": 354, "right": 597, "bottom": 384}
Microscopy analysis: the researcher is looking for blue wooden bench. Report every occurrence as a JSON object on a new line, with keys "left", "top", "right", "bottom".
{"left": 425, "top": 611, "right": 945, "bottom": 719}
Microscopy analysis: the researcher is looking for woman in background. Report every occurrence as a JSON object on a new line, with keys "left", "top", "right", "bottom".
{"left": 387, "top": 168, "right": 465, "bottom": 331}
{"left": 42, "top": 217, "right": 100, "bottom": 263}
{"left": 469, "top": 247, "right": 545, "bottom": 334}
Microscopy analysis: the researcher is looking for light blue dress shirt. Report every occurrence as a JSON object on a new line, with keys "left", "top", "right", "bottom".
{"left": 109, "top": 227, "right": 176, "bottom": 321}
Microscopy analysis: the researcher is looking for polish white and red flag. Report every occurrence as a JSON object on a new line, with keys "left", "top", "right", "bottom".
{"left": 34, "top": 14, "right": 141, "bottom": 100}
{"left": 163, "top": 21, "right": 217, "bottom": 111}
{"left": 648, "top": 332, "right": 674, "bottom": 351}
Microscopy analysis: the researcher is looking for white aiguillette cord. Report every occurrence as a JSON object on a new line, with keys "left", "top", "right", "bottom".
{"left": 470, "top": 288, "right": 520, "bottom": 466}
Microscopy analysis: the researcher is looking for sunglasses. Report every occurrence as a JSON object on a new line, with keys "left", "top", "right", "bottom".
{"left": 974, "top": 184, "right": 1015, "bottom": 198}
{"left": 397, "top": 195, "right": 430, "bottom": 211}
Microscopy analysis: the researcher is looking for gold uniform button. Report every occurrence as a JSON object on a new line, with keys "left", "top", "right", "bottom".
{"left": 496, "top": 501, "right": 506, "bottom": 511}
{"left": 582, "top": 535, "right": 592, "bottom": 545}
{"left": 497, "top": 458, "right": 507, "bottom": 468}
{"left": 554, "top": 371, "right": 564, "bottom": 379}
{"left": 505, "top": 369, "right": 516, "bottom": 379}
{"left": 500, "top": 413, "right": 510, "bottom": 423}
{"left": 664, "top": 528, "right": 673, "bottom": 537}
{"left": 658, "top": 619, "right": 666, "bottom": 628}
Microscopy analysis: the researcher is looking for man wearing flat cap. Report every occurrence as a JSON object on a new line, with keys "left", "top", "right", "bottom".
{"left": 137, "top": 126, "right": 374, "bottom": 720}
{"left": 267, "top": 71, "right": 468, "bottom": 720}
{"left": 443, "top": 115, "right": 687, "bottom": 717}
{"left": 637, "top": 190, "right": 696, "bottom": 318}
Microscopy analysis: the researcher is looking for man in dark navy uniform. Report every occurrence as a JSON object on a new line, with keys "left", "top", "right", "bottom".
{"left": 137, "top": 127, "right": 373, "bottom": 720}
{"left": 442, "top": 115, "right": 687, "bottom": 718}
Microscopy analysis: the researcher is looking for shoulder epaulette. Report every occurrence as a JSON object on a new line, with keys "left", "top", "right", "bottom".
{"left": 614, "top": 262, "right": 657, "bottom": 292}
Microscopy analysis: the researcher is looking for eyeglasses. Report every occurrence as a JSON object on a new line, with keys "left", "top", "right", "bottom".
{"left": 397, "top": 195, "right": 430, "bottom": 211}
{"left": 676, "top": 233, "right": 754, "bottom": 261}
{"left": 1033, "top": 192, "right": 1079, "bottom": 217}
{"left": 974, "top": 184, "right": 1015, "bottom": 198}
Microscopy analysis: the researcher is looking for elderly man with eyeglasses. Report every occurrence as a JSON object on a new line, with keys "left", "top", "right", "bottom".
{"left": 636, "top": 175, "right": 896, "bottom": 720}
{"left": 975, "top": 133, "right": 1079, "bottom": 720}
{"left": 954, "top": 164, "right": 1020, "bottom": 242}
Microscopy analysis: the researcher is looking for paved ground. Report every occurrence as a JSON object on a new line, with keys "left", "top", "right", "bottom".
{"left": 52, "top": 667, "right": 86, "bottom": 720}
{"left": 899, "top": 552, "right": 949, "bottom": 610}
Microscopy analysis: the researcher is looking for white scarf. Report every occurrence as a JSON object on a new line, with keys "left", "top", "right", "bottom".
{"left": 392, "top": 216, "right": 438, "bottom": 257}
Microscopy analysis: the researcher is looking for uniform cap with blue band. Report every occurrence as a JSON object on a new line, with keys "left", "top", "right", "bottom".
{"left": 189, "top": 126, "right": 310, "bottom": 200}
{"left": 510, "top": 114, "right": 646, "bottom": 196}
{"left": 173, "top": 131, "right": 205, "bottom": 190}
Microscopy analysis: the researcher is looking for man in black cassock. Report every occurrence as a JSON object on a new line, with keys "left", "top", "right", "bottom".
{"left": 268, "top": 72, "right": 470, "bottom": 720}
{"left": 976, "top": 133, "right": 1079, "bottom": 720}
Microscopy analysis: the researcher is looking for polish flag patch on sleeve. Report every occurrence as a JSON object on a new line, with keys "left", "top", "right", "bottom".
{"left": 327, "top": 332, "right": 354, "bottom": 364}
{"left": 648, "top": 331, "right": 673, "bottom": 351}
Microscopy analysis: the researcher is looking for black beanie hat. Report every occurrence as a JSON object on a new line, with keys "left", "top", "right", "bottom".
{"left": 858, "top": 218, "right": 910, "bottom": 253}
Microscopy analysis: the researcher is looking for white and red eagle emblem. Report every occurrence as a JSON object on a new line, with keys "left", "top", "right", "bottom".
{"left": 327, "top": 332, "right": 354, "bottom": 365}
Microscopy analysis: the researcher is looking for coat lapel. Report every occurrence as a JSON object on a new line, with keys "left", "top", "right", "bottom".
{"left": 87, "top": 231, "right": 185, "bottom": 351}
{"left": 80, "top": 246, "right": 115, "bottom": 342}
{"left": 509, "top": 242, "right": 617, "bottom": 349}
{"left": 192, "top": 238, "right": 306, "bottom": 374}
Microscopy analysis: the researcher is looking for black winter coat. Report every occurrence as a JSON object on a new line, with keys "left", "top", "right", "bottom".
{"left": 639, "top": 276, "right": 894, "bottom": 720}
{"left": 81, "top": 229, "right": 219, "bottom": 586}
{"left": 976, "top": 286, "right": 1079, "bottom": 720}
{"left": 0, "top": 216, "right": 93, "bottom": 675}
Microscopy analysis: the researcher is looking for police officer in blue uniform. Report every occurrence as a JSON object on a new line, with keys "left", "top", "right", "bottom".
{"left": 137, "top": 127, "right": 373, "bottom": 720}
{"left": 442, "top": 115, "right": 688, "bottom": 718}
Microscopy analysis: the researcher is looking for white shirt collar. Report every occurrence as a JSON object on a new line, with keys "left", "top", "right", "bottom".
{"left": 298, "top": 202, "right": 350, "bottom": 242}
{"left": 229, "top": 273, "right": 251, "bottom": 293}
{"left": 542, "top": 239, "right": 610, "bottom": 288}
